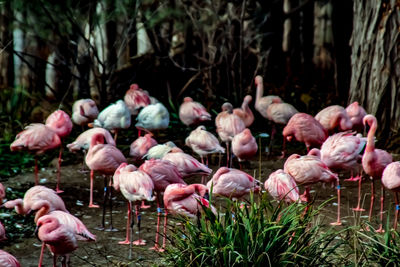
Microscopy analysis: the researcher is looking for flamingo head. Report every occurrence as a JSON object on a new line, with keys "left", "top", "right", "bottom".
{"left": 221, "top": 102, "right": 233, "bottom": 113}
{"left": 244, "top": 95, "right": 252, "bottom": 103}
{"left": 129, "top": 84, "right": 139, "bottom": 90}
{"left": 183, "top": 97, "right": 193, "bottom": 102}
{"left": 363, "top": 114, "right": 377, "bottom": 127}
{"left": 254, "top": 75, "right": 263, "bottom": 86}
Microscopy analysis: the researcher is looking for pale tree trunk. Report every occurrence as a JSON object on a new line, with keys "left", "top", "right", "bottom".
{"left": 0, "top": 0, "right": 14, "bottom": 89}
{"left": 348, "top": 0, "right": 400, "bottom": 150}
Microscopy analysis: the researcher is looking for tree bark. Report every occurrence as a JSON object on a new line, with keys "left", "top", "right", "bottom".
{"left": 0, "top": 0, "right": 14, "bottom": 89}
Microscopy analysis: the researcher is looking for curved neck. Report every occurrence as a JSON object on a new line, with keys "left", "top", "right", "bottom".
{"left": 34, "top": 204, "right": 50, "bottom": 223}
{"left": 90, "top": 134, "right": 104, "bottom": 148}
{"left": 191, "top": 184, "right": 207, "bottom": 197}
{"left": 366, "top": 119, "right": 377, "bottom": 152}
{"left": 255, "top": 79, "right": 264, "bottom": 107}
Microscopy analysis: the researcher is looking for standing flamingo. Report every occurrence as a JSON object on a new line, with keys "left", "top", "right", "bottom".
{"left": 85, "top": 133, "right": 127, "bottom": 230}
{"left": 139, "top": 159, "right": 185, "bottom": 251}
{"left": 93, "top": 100, "right": 131, "bottom": 143}
{"left": 0, "top": 250, "right": 20, "bottom": 267}
{"left": 233, "top": 95, "right": 254, "bottom": 127}
{"left": 129, "top": 134, "right": 158, "bottom": 162}
{"left": 282, "top": 113, "right": 327, "bottom": 157}
{"left": 265, "top": 169, "right": 300, "bottom": 203}
{"left": 315, "top": 105, "right": 353, "bottom": 134}
{"left": 345, "top": 101, "right": 367, "bottom": 133}
{"left": 207, "top": 167, "right": 261, "bottom": 200}
{"left": 124, "top": 84, "right": 151, "bottom": 116}
{"left": 215, "top": 103, "right": 245, "bottom": 166}
{"left": 362, "top": 114, "right": 392, "bottom": 232}
{"left": 179, "top": 97, "right": 211, "bottom": 126}
{"left": 135, "top": 102, "right": 170, "bottom": 135}
{"left": 284, "top": 153, "right": 340, "bottom": 225}
{"left": 231, "top": 128, "right": 258, "bottom": 167}
{"left": 254, "top": 75, "right": 283, "bottom": 118}
{"left": 113, "top": 163, "right": 154, "bottom": 258}
{"left": 381, "top": 162, "right": 400, "bottom": 230}
{"left": 71, "top": 99, "right": 99, "bottom": 127}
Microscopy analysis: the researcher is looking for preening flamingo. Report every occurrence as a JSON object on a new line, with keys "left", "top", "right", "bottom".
{"left": 129, "top": 134, "right": 158, "bottom": 162}
{"left": 135, "top": 102, "right": 170, "bottom": 134}
{"left": 179, "top": 97, "right": 211, "bottom": 126}
{"left": 315, "top": 105, "right": 353, "bottom": 134}
{"left": 231, "top": 128, "right": 258, "bottom": 167}
{"left": 381, "top": 162, "right": 400, "bottom": 230}
{"left": 85, "top": 133, "right": 127, "bottom": 230}
{"left": 233, "top": 95, "right": 254, "bottom": 127}
{"left": 144, "top": 141, "right": 182, "bottom": 159}
{"left": 362, "top": 114, "right": 392, "bottom": 232}
{"left": 265, "top": 169, "right": 300, "bottom": 203}
{"left": 282, "top": 113, "right": 327, "bottom": 157}
{"left": 124, "top": 84, "right": 151, "bottom": 115}
{"left": 71, "top": 99, "right": 99, "bottom": 126}
{"left": 0, "top": 250, "right": 20, "bottom": 267}
{"left": 113, "top": 163, "right": 154, "bottom": 258}
{"left": 345, "top": 101, "right": 367, "bottom": 133}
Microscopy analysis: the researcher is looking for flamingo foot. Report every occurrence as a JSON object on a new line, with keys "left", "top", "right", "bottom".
{"left": 89, "top": 204, "right": 100, "bottom": 208}
{"left": 133, "top": 239, "right": 146, "bottom": 246}
{"left": 330, "top": 221, "right": 342, "bottom": 226}
{"left": 149, "top": 246, "right": 165, "bottom": 252}
{"left": 140, "top": 203, "right": 151, "bottom": 209}
{"left": 56, "top": 189, "right": 64, "bottom": 194}
{"left": 376, "top": 226, "right": 385, "bottom": 233}
{"left": 118, "top": 239, "right": 130, "bottom": 245}
{"left": 352, "top": 207, "right": 365, "bottom": 212}
{"left": 344, "top": 176, "right": 360, "bottom": 182}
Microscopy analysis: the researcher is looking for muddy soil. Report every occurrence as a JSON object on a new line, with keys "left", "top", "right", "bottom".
{"left": 1, "top": 151, "right": 400, "bottom": 267}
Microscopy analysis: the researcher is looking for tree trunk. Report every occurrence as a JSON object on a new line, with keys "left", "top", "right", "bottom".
{"left": 0, "top": 0, "right": 14, "bottom": 89}
{"left": 348, "top": 0, "right": 400, "bottom": 150}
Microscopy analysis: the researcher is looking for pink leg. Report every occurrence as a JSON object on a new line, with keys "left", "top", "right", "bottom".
{"left": 226, "top": 142, "right": 229, "bottom": 167}
{"left": 35, "top": 156, "right": 39, "bottom": 185}
{"left": 133, "top": 204, "right": 146, "bottom": 245}
{"left": 150, "top": 195, "right": 163, "bottom": 251}
{"left": 113, "top": 129, "right": 118, "bottom": 144}
{"left": 352, "top": 174, "right": 365, "bottom": 211}
{"left": 330, "top": 181, "right": 342, "bottom": 226}
{"left": 140, "top": 200, "right": 151, "bottom": 209}
{"left": 368, "top": 179, "right": 375, "bottom": 222}
{"left": 201, "top": 157, "right": 205, "bottom": 184}
{"left": 89, "top": 170, "right": 99, "bottom": 208}
{"left": 394, "top": 192, "right": 399, "bottom": 231}
{"left": 280, "top": 138, "right": 286, "bottom": 158}
{"left": 38, "top": 242, "right": 45, "bottom": 267}
{"left": 376, "top": 184, "right": 385, "bottom": 233}
{"left": 160, "top": 210, "right": 168, "bottom": 252}
{"left": 56, "top": 145, "right": 64, "bottom": 193}
{"left": 119, "top": 201, "right": 132, "bottom": 244}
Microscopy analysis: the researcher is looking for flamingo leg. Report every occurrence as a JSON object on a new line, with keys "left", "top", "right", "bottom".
{"left": 55, "top": 144, "right": 64, "bottom": 193}
{"left": 78, "top": 150, "right": 88, "bottom": 173}
{"left": 107, "top": 177, "right": 117, "bottom": 231}
{"left": 35, "top": 156, "right": 39, "bottom": 185}
{"left": 226, "top": 142, "right": 230, "bottom": 167}
{"left": 61, "top": 255, "right": 67, "bottom": 267}
{"left": 281, "top": 137, "right": 286, "bottom": 158}
{"left": 201, "top": 157, "right": 205, "bottom": 184}
{"left": 133, "top": 204, "right": 146, "bottom": 245}
{"left": 330, "top": 180, "right": 342, "bottom": 226}
{"left": 269, "top": 124, "right": 276, "bottom": 155}
{"left": 376, "top": 183, "right": 385, "bottom": 233}
{"left": 119, "top": 200, "right": 132, "bottom": 244}
{"left": 129, "top": 201, "right": 133, "bottom": 260}
{"left": 150, "top": 194, "right": 162, "bottom": 251}
{"left": 88, "top": 170, "right": 99, "bottom": 208}
{"left": 161, "top": 210, "right": 168, "bottom": 252}
{"left": 38, "top": 242, "right": 45, "bottom": 267}
{"left": 140, "top": 200, "right": 150, "bottom": 209}
{"left": 352, "top": 174, "right": 365, "bottom": 211}
{"left": 100, "top": 176, "right": 107, "bottom": 230}
{"left": 394, "top": 192, "right": 399, "bottom": 231}
{"left": 368, "top": 178, "right": 375, "bottom": 222}
{"left": 113, "top": 129, "right": 118, "bottom": 144}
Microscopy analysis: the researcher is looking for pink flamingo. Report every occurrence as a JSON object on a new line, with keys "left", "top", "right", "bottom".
{"left": 0, "top": 250, "right": 20, "bottom": 267}
{"left": 129, "top": 134, "right": 158, "bottom": 162}
{"left": 85, "top": 133, "right": 127, "bottom": 230}
{"left": 315, "top": 105, "right": 353, "bottom": 134}
{"left": 207, "top": 167, "right": 261, "bottom": 200}
{"left": 362, "top": 114, "right": 392, "bottom": 232}
{"left": 254, "top": 75, "right": 283, "bottom": 118}
{"left": 215, "top": 103, "right": 245, "bottom": 166}
{"left": 93, "top": 100, "right": 131, "bottom": 142}
{"left": 179, "top": 97, "right": 211, "bottom": 126}
{"left": 45, "top": 110, "right": 73, "bottom": 193}
{"left": 284, "top": 153, "right": 340, "bottom": 225}
{"left": 231, "top": 128, "right": 258, "bottom": 168}
{"left": 345, "top": 101, "right": 367, "bottom": 133}
{"left": 233, "top": 95, "right": 254, "bottom": 127}
{"left": 319, "top": 131, "right": 367, "bottom": 211}
{"left": 112, "top": 163, "right": 154, "bottom": 252}
{"left": 10, "top": 124, "right": 61, "bottom": 185}
{"left": 265, "top": 169, "right": 300, "bottom": 203}
{"left": 162, "top": 151, "right": 212, "bottom": 183}
{"left": 381, "top": 162, "right": 400, "bottom": 230}
{"left": 135, "top": 103, "right": 170, "bottom": 135}
{"left": 0, "top": 222, "right": 6, "bottom": 242}
{"left": 139, "top": 159, "right": 185, "bottom": 251}
{"left": 282, "top": 113, "right": 327, "bottom": 157}
{"left": 124, "top": 84, "right": 151, "bottom": 116}
{"left": 0, "top": 183, "right": 5, "bottom": 205}
{"left": 144, "top": 141, "right": 182, "bottom": 160}
{"left": 185, "top": 126, "right": 225, "bottom": 165}
{"left": 71, "top": 99, "right": 99, "bottom": 127}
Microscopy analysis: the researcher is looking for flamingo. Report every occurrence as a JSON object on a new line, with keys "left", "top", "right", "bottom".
{"left": 139, "top": 159, "right": 185, "bottom": 251}
{"left": 284, "top": 153, "right": 340, "bottom": 225}
{"left": 135, "top": 102, "right": 170, "bottom": 135}
{"left": 233, "top": 95, "right": 254, "bottom": 127}
{"left": 207, "top": 167, "right": 261, "bottom": 200}
{"left": 231, "top": 128, "right": 258, "bottom": 168}
{"left": 381, "top": 162, "right": 400, "bottom": 230}
{"left": 282, "top": 113, "right": 327, "bottom": 157}
{"left": 124, "top": 84, "right": 151, "bottom": 116}
{"left": 254, "top": 75, "right": 283, "bottom": 118}
{"left": 315, "top": 105, "right": 353, "bottom": 134}
{"left": 0, "top": 250, "right": 20, "bottom": 267}
{"left": 215, "top": 103, "right": 246, "bottom": 166}
{"left": 71, "top": 99, "right": 99, "bottom": 127}
{"left": 345, "top": 101, "right": 367, "bottom": 133}
{"left": 143, "top": 141, "right": 182, "bottom": 159}
{"left": 113, "top": 163, "right": 154, "bottom": 257}
{"left": 0, "top": 222, "right": 6, "bottom": 242}
{"left": 85, "top": 133, "right": 127, "bottom": 230}
{"left": 0, "top": 183, "right": 5, "bottom": 205}
{"left": 319, "top": 131, "right": 367, "bottom": 211}
{"left": 185, "top": 126, "right": 225, "bottom": 166}
{"left": 129, "top": 134, "right": 158, "bottom": 162}
{"left": 362, "top": 114, "right": 392, "bottom": 232}
{"left": 264, "top": 169, "right": 300, "bottom": 203}
{"left": 179, "top": 97, "right": 211, "bottom": 126}
{"left": 93, "top": 100, "right": 131, "bottom": 142}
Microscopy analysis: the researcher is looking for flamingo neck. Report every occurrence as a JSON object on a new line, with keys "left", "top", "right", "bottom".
{"left": 366, "top": 120, "right": 377, "bottom": 152}
{"left": 35, "top": 205, "right": 50, "bottom": 223}
{"left": 255, "top": 80, "right": 264, "bottom": 108}
{"left": 90, "top": 134, "right": 104, "bottom": 148}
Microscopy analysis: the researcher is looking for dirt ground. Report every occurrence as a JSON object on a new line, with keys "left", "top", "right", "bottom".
{"left": 1, "top": 151, "right": 400, "bottom": 267}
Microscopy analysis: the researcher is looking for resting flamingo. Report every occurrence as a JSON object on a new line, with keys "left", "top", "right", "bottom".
{"left": 381, "top": 162, "right": 400, "bottom": 230}
{"left": 265, "top": 169, "right": 300, "bottom": 203}
{"left": 129, "top": 134, "right": 158, "bottom": 162}
{"left": 135, "top": 103, "right": 170, "bottom": 135}
{"left": 71, "top": 99, "right": 99, "bottom": 127}
{"left": 345, "top": 101, "right": 367, "bottom": 133}
{"left": 315, "top": 105, "right": 353, "bottom": 134}
{"left": 362, "top": 114, "right": 392, "bottom": 232}
{"left": 143, "top": 141, "right": 182, "bottom": 159}
{"left": 124, "top": 84, "right": 151, "bottom": 116}
{"left": 179, "top": 97, "right": 211, "bottom": 126}
{"left": 233, "top": 95, "right": 254, "bottom": 127}
{"left": 231, "top": 128, "right": 258, "bottom": 168}
{"left": 0, "top": 250, "right": 20, "bottom": 267}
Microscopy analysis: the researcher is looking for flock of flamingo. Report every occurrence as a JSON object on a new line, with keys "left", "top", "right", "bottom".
{"left": 1, "top": 76, "right": 400, "bottom": 266}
